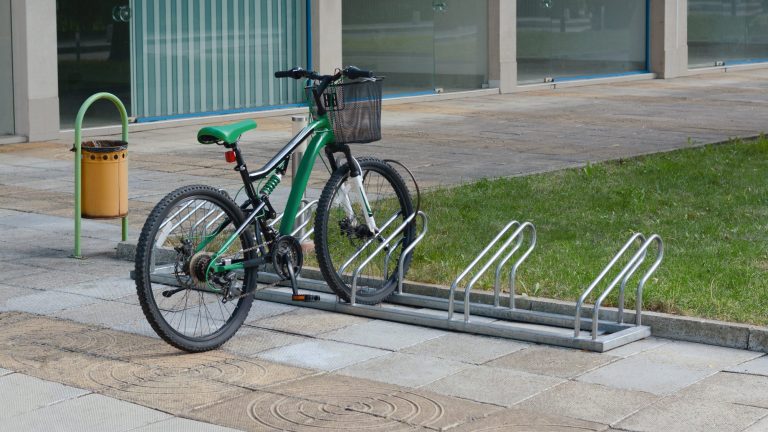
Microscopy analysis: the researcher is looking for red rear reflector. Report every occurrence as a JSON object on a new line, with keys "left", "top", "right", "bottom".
{"left": 225, "top": 150, "right": 236, "bottom": 163}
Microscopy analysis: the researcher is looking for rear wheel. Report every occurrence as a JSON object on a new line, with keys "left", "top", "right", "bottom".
{"left": 135, "top": 185, "right": 256, "bottom": 352}
{"left": 314, "top": 157, "right": 415, "bottom": 304}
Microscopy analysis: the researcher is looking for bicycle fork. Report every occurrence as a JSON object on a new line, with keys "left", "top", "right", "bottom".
{"left": 339, "top": 156, "right": 380, "bottom": 238}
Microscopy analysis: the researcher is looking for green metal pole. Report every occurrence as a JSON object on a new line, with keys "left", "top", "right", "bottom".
{"left": 73, "top": 92, "right": 129, "bottom": 258}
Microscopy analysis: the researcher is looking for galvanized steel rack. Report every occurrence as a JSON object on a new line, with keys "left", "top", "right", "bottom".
{"left": 247, "top": 206, "right": 664, "bottom": 352}
{"left": 142, "top": 200, "right": 664, "bottom": 352}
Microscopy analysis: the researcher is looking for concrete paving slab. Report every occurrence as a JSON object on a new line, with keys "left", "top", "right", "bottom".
{"left": 487, "top": 345, "right": 616, "bottom": 379}
{"left": 0, "top": 262, "right": 42, "bottom": 280}
{"left": 4, "top": 268, "right": 105, "bottom": 291}
{"left": 675, "top": 371, "right": 768, "bottom": 408}
{"left": 385, "top": 388, "right": 503, "bottom": 430}
{"left": 0, "top": 315, "right": 94, "bottom": 345}
{"left": 727, "top": 354, "right": 768, "bottom": 376}
{"left": 0, "top": 373, "right": 90, "bottom": 420}
{"left": 402, "top": 333, "right": 529, "bottom": 364}
{"left": 21, "top": 255, "right": 129, "bottom": 276}
{"left": 190, "top": 391, "right": 418, "bottom": 432}
{"left": 113, "top": 293, "right": 140, "bottom": 305}
{"left": 250, "top": 307, "right": 370, "bottom": 336}
{"left": 424, "top": 365, "right": 565, "bottom": 407}
{"left": 603, "top": 336, "right": 670, "bottom": 358}
{"left": 54, "top": 277, "right": 138, "bottom": 301}
{"left": 205, "top": 357, "right": 314, "bottom": 390}
{"left": 42, "top": 326, "right": 177, "bottom": 361}
{"left": 0, "top": 284, "right": 39, "bottom": 311}
{"left": 0, "top": 311, "right": 37, "bottom": 327}
{"left": 243, "top": 299, "right": 298, "bottom": 323}
{"left": 53, "top": 300, "right": 144, "bottom": 328}
{"left": 449, "top": 407, "right": 607, "bottom": 432}
{"left": 130, "top": 417, "right": 244, "bottom": 432}
{"left": 338, "top": 352, "right": 470, "bottom": 388}
{"left": 639, "top": 340, "right": 762, "bottom": 371}
{"left": 4, "top": 289, "right": 100, "bottom": 314}
{"left": 95, "top": 363, "right": 250, "bottom": 415}
{"left": 616, "top": 396, "right": 768, "bottom": 432}
{"left": 113, "top": 318, "right": 161, "bottom": 339}
{"left": 2, "top": 393, "right": 171, "bottom": 432}
{"left": 270, "top": 373, "right": 403, "bottom": 401}
{"left": 223, "top": 326, "right": 311, "bottom": 357}
{"left": 267, "top": 371, "right": 499, "bottom": 429}
{"left": 120, "top": 347, "right": 235, "bottom": 369}
{"left": 578, "top": 356, "right": 713, "bottom": 395}
{"left": 258, "top": 339, "right": 389, "bottom": 371}
{"left": 516, "top": 380, "right": 658, "bottom": 425}
{"left": 0, "top": 343, "right": 136, "bottom": 393}
{"left": 321, "top": 319, "right": 447, "bottom": 351}
{"left": 744, "top": 416, "right": 768, "bottom": 432}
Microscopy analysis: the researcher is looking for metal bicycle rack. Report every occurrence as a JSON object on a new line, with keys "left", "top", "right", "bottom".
{"left": 248, "top": 203, "right": 664, "bottom": 352}
{"left": 268, "top": 199, "right": 318, "bottom": 242}
{"left": 142, "top": 197, "right": 664, "bottom": 352}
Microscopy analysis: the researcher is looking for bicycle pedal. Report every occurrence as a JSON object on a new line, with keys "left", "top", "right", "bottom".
{"left": 291, "top": 294, "right": 321, "bottom": 302}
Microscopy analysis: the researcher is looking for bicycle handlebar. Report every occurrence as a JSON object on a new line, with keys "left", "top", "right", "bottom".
{"left": 273, "top": 66, "right": 374, "bottom": 82}
{"left": 274, "top": 66, "right": 375, "bottom": 117}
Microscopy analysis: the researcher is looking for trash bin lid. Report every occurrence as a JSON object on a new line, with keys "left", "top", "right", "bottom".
{"left": 73, "top": 140, "right": 128, "bottom": 153}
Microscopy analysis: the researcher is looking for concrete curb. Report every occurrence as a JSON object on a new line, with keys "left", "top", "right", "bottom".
{"left": 117, "top": 241, "right": 768, "bottom": 353}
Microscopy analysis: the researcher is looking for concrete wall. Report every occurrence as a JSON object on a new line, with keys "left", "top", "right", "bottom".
{"left": 0, "top": 0, "right": 14, "bottom": 136}
{"left": 650, "top": 0, "right": 689, "bottom": 78}
{"left": 11, "top": 0, "right": 59, "bottom": 141}
{"left": 311, "top": 0, "right": 342, "bottom": 75}
{"left": 488, "top": 0, "right": 517, "bottom": 93}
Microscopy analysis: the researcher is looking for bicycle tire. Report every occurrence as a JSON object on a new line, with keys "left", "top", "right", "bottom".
{"left": 314, "top": 157, "right": 415, "bottom": 304}
{"left": 135, "top": 185, "right": 256, "bottom": 352}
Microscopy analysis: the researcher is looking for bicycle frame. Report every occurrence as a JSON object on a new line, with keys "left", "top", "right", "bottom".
{"left": 203, "top": 112, "right": 373, "bottom": 278}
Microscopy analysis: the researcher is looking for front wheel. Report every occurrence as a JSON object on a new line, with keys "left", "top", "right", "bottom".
{"left": 314, "top": 157, "right": 415, "bottom": 305}
{"left": 134, "top": 185, "right": 256, "bottom": 352}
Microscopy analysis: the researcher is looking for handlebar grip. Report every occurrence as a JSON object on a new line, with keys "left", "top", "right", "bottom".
{"left": 344, "top": 66, "right": 374, "bottom": 80}
{"left": 274, "top": 67, "right": 306, "bottom": 79}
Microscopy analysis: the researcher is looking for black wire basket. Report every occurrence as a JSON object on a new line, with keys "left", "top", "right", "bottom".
{"left": 306, "top": 78, "right": 383, "bottom": 144}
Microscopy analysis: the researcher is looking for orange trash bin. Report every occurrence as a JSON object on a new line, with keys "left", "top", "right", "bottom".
{"left": 80, "top": 140, "right": 128, "bottom": 218}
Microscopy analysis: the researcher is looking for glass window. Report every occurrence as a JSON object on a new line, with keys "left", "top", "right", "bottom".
{"left": 57, "top": 0, "right": 307, "bottom": 124}
{"left": 57, "top": 0, "right": 131, "bottom": 128}
{"left": 130, "top": 0, "right": 307, "bottom": 120}
{"left": 0, "top": 0, "right": 14, "bottom": 136}
{"left": 342, "top": 0, "right": 488, "bottom": 95}
{"left": 517, "top": 0, "right": 648, "bottom": 84}
{"left": 689, "top": 0, "right": 768, "bottom": 67}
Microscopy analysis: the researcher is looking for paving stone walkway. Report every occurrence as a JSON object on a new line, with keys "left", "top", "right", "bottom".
{"left": 0, "top": 210, "right": 767, "bottom": 431}
{"left": 2, "top": 70, "right": 768, "bottom": 430}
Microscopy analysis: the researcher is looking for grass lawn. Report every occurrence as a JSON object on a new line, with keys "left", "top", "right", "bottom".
{"left": 407, "top": 138, "right": 768, "bottom": 325}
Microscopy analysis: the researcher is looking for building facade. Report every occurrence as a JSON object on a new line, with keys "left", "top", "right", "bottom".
{"left": 1, "top": 0, "right": 767, "bottom": 143}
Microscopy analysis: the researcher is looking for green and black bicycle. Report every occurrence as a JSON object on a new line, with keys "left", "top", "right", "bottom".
{"left": 135, "top": 66, "right": 416, "bottom": 352}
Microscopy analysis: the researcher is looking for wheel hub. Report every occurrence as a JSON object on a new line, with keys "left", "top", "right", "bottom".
{"left": 188, "top": 252, "right": 214, "bottom": 285}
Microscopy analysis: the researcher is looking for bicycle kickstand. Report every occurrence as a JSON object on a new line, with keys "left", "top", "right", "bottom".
{"left": 283, "top": 254, "right": 320, "bottom": 302}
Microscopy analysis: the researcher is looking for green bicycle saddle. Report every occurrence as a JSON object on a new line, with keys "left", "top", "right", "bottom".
{"left": 197, "top": 119, "right": 258, "bottom": 145}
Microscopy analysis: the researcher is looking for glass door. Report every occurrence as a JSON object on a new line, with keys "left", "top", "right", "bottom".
{"left": 518, "top": 0, "right": 647, "bottom": 84}
{"left": 0, "top": 0, "right": 14, "bottom": 136}
{"left": 342, "top": 0, "right": 436, "bottom": 95}
{"left": 57, "top": 0, "right": 132, "bottom": 128}
{"left": 432, "top": 0, "right": 489, "bottom": 92}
